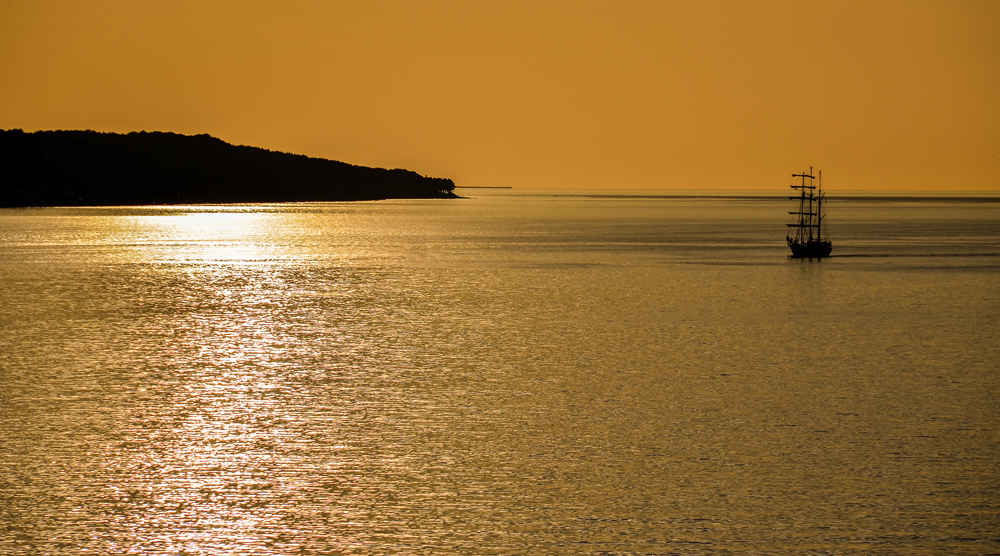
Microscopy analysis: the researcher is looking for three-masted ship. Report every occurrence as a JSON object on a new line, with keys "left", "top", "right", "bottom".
{"left": 786, "top": 167, "right": 833, "bottom": 258}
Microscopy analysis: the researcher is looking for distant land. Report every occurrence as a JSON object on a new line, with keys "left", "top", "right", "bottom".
{"left": 0, "top": 129, "right": 457, "bottom": 207}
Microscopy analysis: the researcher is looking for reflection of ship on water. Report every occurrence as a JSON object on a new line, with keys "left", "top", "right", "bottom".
{"left": 786, "top": 167, "right": 833, "bottom": 258}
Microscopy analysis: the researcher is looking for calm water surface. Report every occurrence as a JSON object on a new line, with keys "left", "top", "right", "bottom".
{"left": 1, "top": 189, "right": 998, "bottom": 554}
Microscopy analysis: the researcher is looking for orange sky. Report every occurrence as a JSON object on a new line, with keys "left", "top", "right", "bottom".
{"left": 1, "top": 0, "right": 997, "bottom": 190}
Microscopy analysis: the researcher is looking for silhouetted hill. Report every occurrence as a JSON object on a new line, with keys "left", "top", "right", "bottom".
{"left": 0, "top": 129, "right": 457, "bottom": 207}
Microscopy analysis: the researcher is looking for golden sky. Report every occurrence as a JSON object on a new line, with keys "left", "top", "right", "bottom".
{"left": 1, "top": 0, "right": 997, "bottom": 190}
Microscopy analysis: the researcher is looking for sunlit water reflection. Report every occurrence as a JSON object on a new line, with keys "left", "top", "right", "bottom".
{"left": 1, "top": 191, "right": 998, "bottom": 554}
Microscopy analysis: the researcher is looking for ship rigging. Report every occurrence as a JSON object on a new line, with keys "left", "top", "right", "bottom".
{"left": 786, "top": 167, "right": 833, "bottom": 258}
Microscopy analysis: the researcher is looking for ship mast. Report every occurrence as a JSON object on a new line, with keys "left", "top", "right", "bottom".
{"left": 788, "top": 167, "right": 817, "bottom": 243}
{"left": 817, "top": 170, "right": 823, "bottom": 242}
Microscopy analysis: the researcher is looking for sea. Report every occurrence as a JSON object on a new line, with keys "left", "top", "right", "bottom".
{"left": 1, "top": 188, "right": 998, "bottom": 555}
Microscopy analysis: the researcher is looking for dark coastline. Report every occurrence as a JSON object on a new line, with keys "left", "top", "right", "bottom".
{"left": 0, "top": 129, "right": 457, "bottom": 207}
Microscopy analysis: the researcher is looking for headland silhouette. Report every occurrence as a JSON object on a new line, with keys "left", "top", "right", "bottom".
{"left": 0, "top": 129, "right": 457, "bottom": 207}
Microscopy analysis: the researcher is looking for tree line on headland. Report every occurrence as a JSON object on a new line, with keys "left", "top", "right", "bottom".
{"left": 0, "top": 129, "right": 457, "bottom": 207}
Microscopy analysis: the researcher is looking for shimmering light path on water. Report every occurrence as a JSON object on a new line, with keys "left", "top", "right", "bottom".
{"left": 1, "top": 190, "right": 998, "bottom": 554}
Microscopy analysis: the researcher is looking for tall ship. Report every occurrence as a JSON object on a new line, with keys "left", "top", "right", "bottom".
{"left": 786, "top": 167, "right": 833, "bottom": 258}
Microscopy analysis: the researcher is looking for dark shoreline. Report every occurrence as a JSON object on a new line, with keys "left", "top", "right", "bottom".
{"left": 0, "top": 129, "right": 457, "bottom": 207}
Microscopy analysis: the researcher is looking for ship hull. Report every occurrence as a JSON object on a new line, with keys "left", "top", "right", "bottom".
{"left": 787, "top": 238, "right": 832, "bottom": 258}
